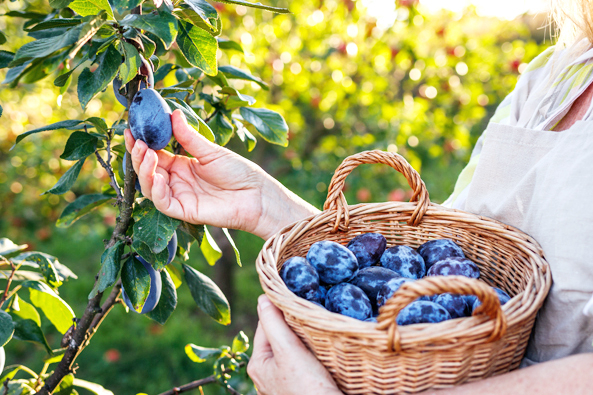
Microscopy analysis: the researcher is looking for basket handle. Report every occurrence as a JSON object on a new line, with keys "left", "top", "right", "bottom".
{"left": 323, "top": 150, "right": 430, "bottom": 232}
{"left": 376, "top": 276, "right": 507, "bottom": 352}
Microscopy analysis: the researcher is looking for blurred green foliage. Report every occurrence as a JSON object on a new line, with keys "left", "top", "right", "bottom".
{"left": 0, "top": 0, "right": 549, "bottom": 393}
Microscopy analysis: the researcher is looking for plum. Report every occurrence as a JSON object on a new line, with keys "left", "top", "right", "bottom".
{"left": 309, "top": 284, "right": 328, "bottom": 305}
{"left": 307, "top": 241, "right": 358, "bottom": 285}
{"left": 346, "top": 233, "right": 387, "bottom": 268}
{"left": 380, "top": 245, "right": 426, "bottom": 279}
{"left": 376, "top": 277, "right": 429, "bottom": 308}
{"left": 325, "top": 283, "right": 372, "bottom": 321}
{"left": 167, "top": 232, "right": 177, "bottom": 265}
{"left": 426, "top": 257, "right": 480, "bottom": 279}
{"left": 417, "top": 239, "right": 465, "bottom": 270}
{"left": 471, "top": 287, "right": 511, "bottom": 312}
{"left": 396, "top": 300, "right": 451, "bottom": 325}
{"left": 129, "top": 88, "right": 172, "bottom": 150}
{"left": 349, "top": 266, "right": 400, "bottom": 312}
{"left": 433, "top": 293, "right": 470, "bottom": 318}
{"left": 122, "top": 255, "right": 162, "bottom": 314}
{"left": 279, "top": 257, "right": 320, "bottom": 300}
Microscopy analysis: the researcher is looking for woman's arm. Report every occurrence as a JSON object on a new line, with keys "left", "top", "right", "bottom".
{"left": 124, "top": 110, "right": 320, "bottom": 240}
{"left": 248, "top": 295, "right": 593, "bottom": 395}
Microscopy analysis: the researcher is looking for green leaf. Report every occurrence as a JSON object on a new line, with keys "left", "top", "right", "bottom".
{"left": 176, "top": 21, "right": 217, "bottom": 76}
{"left": 218, "top": 65, "right": 268, "bottom": 90}
{"left": 88, "top": 241, "right": 124, "bottom": 299}
{"left": 211, "top": 0, "right": 290, "bottom": 13}
{"left": 22, "top": 281, "right": 75, "bottom": 334}
{"left": 146, "top": 269, "right": 177, "bottom": 325}
{"left": 0, "top": 310, "right": 15, "bottom": 347}
{"left": 73, "top": 379, "right": 114, "bottom": 395}
{"left": 0, "top": 365, "right": 38, "bottom": 383}
{"left": 132, "top": 240, "right": 169, "bottom": 271}
{"left": 231, "top": 331, "right": 249, "bottom": 353}
{"left": 69, "top": 0, "right": 115, "bottom": 20}
{"left": 133, "top": 199, "right": 180, "bottom": 254}
{"left": 60, "top": 131, "right": 98, "bottom": 161}
{"left": 165, "top": 98, "right": 215, "bottom": 142}
{"left": 222, "top": 228, "right": 241, "bottom": 267}
{"left": 43, "top": 158, "right": 86, "bottom": 196}
{"left": 200, "top": 226, "right": 221, "bottom": 266}
{"left": 0, "top": 238, "right": 28, "bottom": 257}
{"left": 219, "top": 86, "right": 255, "bottom": 108}
{"left": 11, "top": 295, "right": 41, "bottom": 326}
{"left": 77, "top": 44, "right": 121, "bottom": 110}
{"left": 50, "top": 0, "right": 74, "bottom": 7}
{"left": 208, "top": 112, "right": 233, "bottom": 146}
{"left": 232, "top": 118, "right": 256, "bottom": 152}
{"left": 54, "top": 373, "right": 74, "bottom": 395}
{"left": 11, "top": 25, "right": 83, "bottom": 66}
{"left": 0, "top": 51, "right": 15, "bottom": 69}
{"left": 185, "top": 343, "right": 223, "bottom": 363}
{"left": 154, "top": 63, "right": 176, "bottom": 82}
{"left": 84, "top": 116, "right": 108, "bottom": 133}
{"left": 217, "top": 38, "right": 243, "bottom": 53}
{"left": 120, "top": 12, "right": 178, "bottom": 49}
{"left": 0, "top": 30, "right": 6, "bottom": 45}
{"left": 178, "top": 222, "right": 204, "bottom": 244}
{"left": 12, "top": 120, "right": 85, "bottom": 149}
{"left": 11, "top": 317, "right": 52, "bottom": 354}
{"left": 240, "top": 107, "right": 288, "bottom": 147}
{"left": 119, "top": 41, "right": 141, "bottom": 85}
{"left": 18, "top": 253, "right": 61, "bottom": 288}
{"left": 57, "top": 193, "right": 114, "bottom": 228}
{"left": 44, "top": 348, "right": 67, "bottom": 364}
{"left": 183, "top": 264, "right": 230, "bottom": 325}
{"left": 121, "top": 255, "right": 150, "bottom": 312}
{"left": 166, "top": 265, "right": 183, "bottom": 289}
{"left": 12, "top": 252, "right": 77, "bottom": 281}
{"left": 174, "top": 1, "right": 221, "bottom": 36}
{"left": 26, "top": 18, "right": 81, "bottom": 31}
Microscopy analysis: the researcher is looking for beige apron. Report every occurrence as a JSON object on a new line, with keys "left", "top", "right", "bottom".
{"left": 463, "top": 120, "right": 593, "bottom": 365}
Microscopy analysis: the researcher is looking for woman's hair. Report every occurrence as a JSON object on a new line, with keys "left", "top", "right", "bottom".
{"left": 551, "top": 0, "right": 593, "bottom": 45}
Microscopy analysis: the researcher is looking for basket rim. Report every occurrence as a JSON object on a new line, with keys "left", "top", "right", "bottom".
{"left": 256, "top": 201, "right": 552, "bottom": 350}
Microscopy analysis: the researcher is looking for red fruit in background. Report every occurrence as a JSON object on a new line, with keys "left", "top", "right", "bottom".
{"left": 311, "top": 96, "right": 321, "bottom": 108}
{"left": 103, "top": 214, "right": 116, "bottom": 227}
{"left": 35, "top": 227, "right": 51, "bottom": 241}
{"left": 342, "top": 0, "right": 355, "bottom": 11}
{"left": 436, "top": 27, "right": 446, "bottom": 37}
{"left": 284, "top": 149, "right": 297, "bottom": 160}
{"left": 104, "top": 349, "right": 120, "bottom": 363}
{"left": 149, "top": 323, "right": 163, "bottom": 335}
{"left": 511, "top": 59, "right": 521, "bottom": 72}
{"left": 357, "top": 188, "right": 371, "bottom": 202}
{"left": 215, "top": 3, "right": 226, "bottom": 12}
{"left": 446, "top": 47, "right": 456, "bottom": 56}
{"left": 337, "top": 42, "right": 347, "bottom": 55}
{"left": 388, "top": 188, "right": 405, "bottom": 201}
{"left": 398, "top": 0, "right": 418, "bottom": 8}
{"left": 391, "top": 47, "right": 400, "bottom": 59}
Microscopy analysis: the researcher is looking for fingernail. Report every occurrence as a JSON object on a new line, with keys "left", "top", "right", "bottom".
{"left": 258, "top": 295, "right": 271, "bottom": 311}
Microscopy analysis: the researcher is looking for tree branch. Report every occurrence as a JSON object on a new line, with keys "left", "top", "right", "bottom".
{"left": 0, "top": 258, "right": 16, "bottom": 306}
{"left": 94, "top": 142, "right": 123, "bottom": 203}
{"left": 156, "top": 363, "right": 246, "bottom": 395}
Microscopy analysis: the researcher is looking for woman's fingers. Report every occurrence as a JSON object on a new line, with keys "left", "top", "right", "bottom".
{"left": 137, "top": 148, "right": 158, "bottom": 200}
{"left": 248, "top": 323, "right": 275, "bottom": 394}
{"left": 257, "top": 295, "right": 304, "bottom": 357}
{"left": 171, "top": 110, "right": 221, "bottom": 161}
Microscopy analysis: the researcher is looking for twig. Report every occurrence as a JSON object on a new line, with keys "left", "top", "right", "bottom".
{"left": 157, "top": 363, "right": 246, "bottom": 395}
{"left": 0, "top": 258, "right": 17, "bottom": 306}
{"left": 94, "top": 129, "right": 123, "bottom": 203}
{"left": 204, "top": 109, "right": 218, "bottom": 123}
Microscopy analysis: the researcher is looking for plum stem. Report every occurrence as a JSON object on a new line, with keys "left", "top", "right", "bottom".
{"left": 156, "top": 363, "right": 246, "bottom": 395}
{"left": 0, "top": 257, "right": 17, "bottom": 307}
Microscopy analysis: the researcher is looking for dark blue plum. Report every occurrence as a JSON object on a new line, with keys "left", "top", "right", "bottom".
{"left": 129, "top": 88, "right": 172, "bottom": 150}
{"left": 376, "top": 277, "right": 429, "bottom": 308}
{"left": 122, "top": 255, "right": 162, "bottom": 314}
{"left": 167, "top": 232, "right": 177, "bottom": 265}
{"left": 471, "top": 287, "right": 511, "bottom": 313}
{"left": 380, "top": 245, "right": 426, "bottom": 279}
{"left": 279, "top": 257, "right": 320, "bottom": 300}
{"left": 396, "top": 301, "right": 451, "bottom": 325}
{"left": 417, "top": 239, "right": 465, "bottom": 270}
{"left": 325, "top": 283, "right": 372, "bottom": 321}
{"left": 346, "top": 233, "right": 387, "bottom": 268}
{"left": 308, "top": 284, "right": 328, "bottom": 305}
{"left": 426, "top": 257, "right": 480, "bottom": 279}
{"left": 464, "top": 294, "right": 479, "bottom": 310}
{"left": 350, "top": 267, "right": 400, "bottom": 312}
{"left": 433, "top": 293, "right": 470, "bottom": 318}
{"left": 113, "top": 78, "right": 146, "bottom": 107}
{"left": 307, "top": 241, "right": 358, "bottom": 285}
{"left": 123, "top": 152, "right": 143, "bottom": 193}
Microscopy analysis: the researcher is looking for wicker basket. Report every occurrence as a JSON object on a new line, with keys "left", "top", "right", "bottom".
{"left": 256, "top": 151, "right": 551, "bottom": 394}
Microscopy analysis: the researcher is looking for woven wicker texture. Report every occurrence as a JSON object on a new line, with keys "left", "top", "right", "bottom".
{"left": 256, "top": 151, "right": 551, "bottom": 394}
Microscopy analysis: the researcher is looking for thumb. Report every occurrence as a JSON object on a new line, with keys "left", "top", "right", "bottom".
{"left": 257, "top": 295, "right": 304, "bottom": 357}
{"left": 171, "top": 109, "right": 220, "bottom": 159}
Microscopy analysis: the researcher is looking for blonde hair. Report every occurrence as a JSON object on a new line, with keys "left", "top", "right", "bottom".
{"left": 551, "top": 0, "right": 593, "bottom": 46}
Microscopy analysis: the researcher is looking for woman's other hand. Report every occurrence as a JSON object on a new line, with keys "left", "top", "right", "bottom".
{"left": 124, "top": 110, "right": 319, "bottom": 239}
{"left": 247, "top": 295, "right": 343, "bottom": 395}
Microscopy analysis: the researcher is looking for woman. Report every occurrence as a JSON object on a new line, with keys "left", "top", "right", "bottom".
{"left": 124, "top": 0, "right": 593, "bottom": 392}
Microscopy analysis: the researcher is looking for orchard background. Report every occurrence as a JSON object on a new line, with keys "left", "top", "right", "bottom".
{"left": 0, "top": 0, "right": 549, "bottom": 394}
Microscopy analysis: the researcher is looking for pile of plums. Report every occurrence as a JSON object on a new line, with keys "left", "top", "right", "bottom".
{"left": 279, "top": 235, "right": 511, "bottom": 325}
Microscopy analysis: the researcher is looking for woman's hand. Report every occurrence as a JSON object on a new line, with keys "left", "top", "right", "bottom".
{"left": 247, "top": 295, "right": 343, "bottom": 395}
{"left": 124, "top": 110, "right": 319, "bottom": 239}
